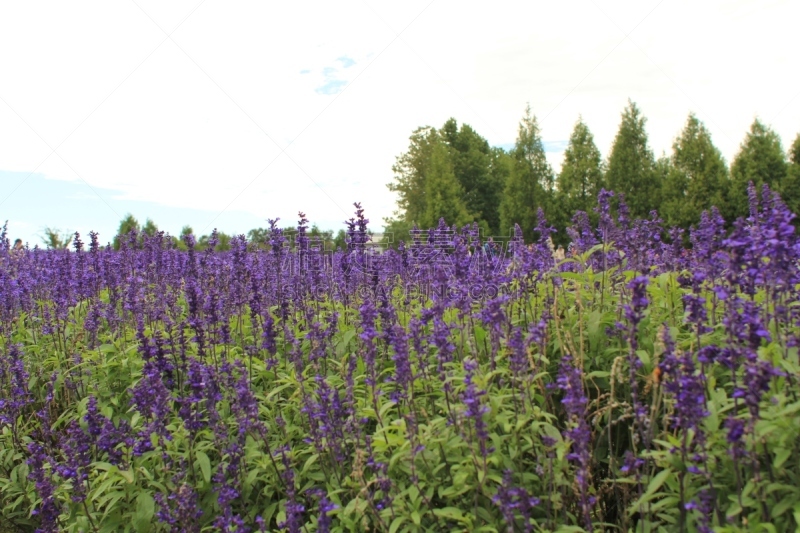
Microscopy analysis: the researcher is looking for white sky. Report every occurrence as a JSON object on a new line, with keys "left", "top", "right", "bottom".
{"left": 1, "top": 0, "right": 799, "bottom": 245}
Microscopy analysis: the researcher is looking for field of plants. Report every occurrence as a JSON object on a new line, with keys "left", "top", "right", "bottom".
{"left": 1, "top": 185, "right": 800, "bottom": 532}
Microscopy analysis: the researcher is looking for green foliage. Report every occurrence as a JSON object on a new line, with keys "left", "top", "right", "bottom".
{"left": 2, "top": 252, "right": 800, "bottom": 532}
{"left": 113, "top": 214, "right": 141, "bottom": 250}
{"left": 422, "top": 140, "right": 473, "bottom": 228}
{"left": 141, "top": 219, "right": 159, "bottom": 238}
{"left": 385, "top": 120, "right": 510, "bottom": 237}
{"left": 605, "top": 100, "right": 660, "bottom": 219}
{"left": 386, "top": 126, "right": 440, "bottom": 228}
{"left": 781, "top": 133, "right": 800, "bottom": 219}
{"left": 500, "top": 105, "right": 554, "bottom": 240}
{"left": 198, "top": 231, "right": 232, "bottom": 251}
{"left": 40, "top": 227, "right": 73, "bottom": 250}
{"left": 729, "top": 119, "right": 788, "bottom": 220}
{"left": 662, "top": 114, "right": 730, "bottom": 229}
{"left": 441, "top": 119, "right": 505, "bottom": 234}
{"left": 554, "top": 118, "right": 604, "bottom": 242}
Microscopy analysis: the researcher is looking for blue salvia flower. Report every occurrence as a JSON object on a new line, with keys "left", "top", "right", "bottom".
{"left": 26, "top": 442, "right": 62, "bottom": 532}
{"left": 492, "top": 469, "right": 540, "bottom": 533}
{"left": 461, "top": 358, "right": 491, "bottom": 459}
{"left": 358, "top": 298, "right": 379, "bottom": 389}
{"left": 364, "top": 435, "right": 392, "bottom": 512}
{"left": 130, "top": 361, "right": 173, "bottom": 456}
{"left": 84, "top": 396, "right": 132, "bottom": 466}
{"left": 556, "top": 355, "right": 594, "bottom": 531}
{"left": 56, "top": 421, "right": 93, "bottom": 503}
{"left": 307, "top": 489, "right": 338, "bottom": 533}
{"left": 0, "top": 343, "right": 33, "bottom": 428}
{"left": 624, "top": 276, "right": 651, "bottom": 442}
{"left": 387, "top": 322, "right": 413, "bottom": 402}
{"left": 659, "top": 329, "right": 708, "bottom": 434}
{"left": 155, "top": 482, "right": 203, "bottom": 533}
{"left": 276, "top": 446, "right": 305, "bottom": 533}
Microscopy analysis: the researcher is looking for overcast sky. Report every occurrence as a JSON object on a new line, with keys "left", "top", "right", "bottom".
{"left": 1, "top": 0, "right": 798, "bottom": 246}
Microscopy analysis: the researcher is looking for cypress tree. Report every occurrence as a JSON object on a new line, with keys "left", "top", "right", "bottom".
{"left": 782, "top": 133, "right": 800, "bottom": 217}
{"left": 605, "top": 100, "right": 660, "bottom": 219}
{"left": 729, "top": 119, "right": 787, "bottom": 220}
{"left": 500, "top": 105, "right": 554, "bottom": 240}
{"left": 555, "top": 117, "right": 604, "bottom": 235}
{"left": 662, "top": 114, "right": 729, "bottom": 228}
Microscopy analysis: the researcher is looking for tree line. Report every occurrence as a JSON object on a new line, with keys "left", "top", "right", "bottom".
{"left": 384, "top": 100, "right": 800, "bottom": 245}
{"left": 33, "top": 100, "right": 800, "bottom": 251}
{"left": 37, "top": 217, "right": 352, "bottom": 252}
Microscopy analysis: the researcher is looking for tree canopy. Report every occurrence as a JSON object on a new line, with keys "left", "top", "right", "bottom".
{"left": 605, "top": 100, "right": 660, "bottom": 219}
{"left": 499, "top": 105, "right": 554, "bottom": 240}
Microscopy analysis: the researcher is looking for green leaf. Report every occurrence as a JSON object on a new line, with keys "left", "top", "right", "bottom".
{"left": 133, "top": 492, "right": 155, "bottom": 533}
{"left": 196, "top": 451, "right": 211, "bottom": 484}
{"left": 772, "top": 496, "right": 795, "bottom": 517}
{"left": 433, "top": 507, "right": 465, "bottom": 520}
{"left": 645, "top": 469, "right": 671, "bottom": 497}
{"left": 774, "top": 447, "right": 791, "bottom": 469}
{"left": 389, "top": 516, "right": 406, "bottom": 533}
{"left": 302, "top": 454, "right": 319, "bottom": 475}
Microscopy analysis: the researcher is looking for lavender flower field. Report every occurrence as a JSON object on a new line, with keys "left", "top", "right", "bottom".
{"left": 2, "top": 187, "right": 800, "bottom": 532}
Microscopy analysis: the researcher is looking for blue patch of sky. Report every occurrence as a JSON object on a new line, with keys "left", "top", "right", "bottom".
{"left": 0, "top": 171, "right": 269, "bottom": 247}
{"left": 312, "top": 57, "right": 356, "bottom": 96}
{"left": 495, "top": 141, "right": 568, "bottom": 153}
{"left": 315, "top": 65, "right": 347, "bottom": 95}
{"left": 299, "top": 69, "right": 311, "bottom": 74}
{"left": 336, "top": 56, "right": 356, "bottom": 68}
{"left": 315, "top": 79, "right": 348, "bottom": 95}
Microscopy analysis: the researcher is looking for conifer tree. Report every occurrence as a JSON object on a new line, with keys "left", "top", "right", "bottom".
{"left": 555, "top": 117, "right": 604, "bottom": 236}
{"left": 658, "top": 155, "right": 689, "bottom": 227}
{"left": 782, "top": 133, "right": 800, "bottom": 217}
{"left": 729, "top": 119, "right": 787, "bottom": 220}
{"left": 142, "top": 218, "right": 159, "bottom": 237}
{"left": 662, "top": 114, "right": 729, "bottom": 228}
{"left": 500, "top": 105, "right": 554, "bottom": 240}
{"left": 605, "top": 100, "right": 660, "bottom": 219}
{"left": 113, "top": 214, "right": 140, "bottom": 250}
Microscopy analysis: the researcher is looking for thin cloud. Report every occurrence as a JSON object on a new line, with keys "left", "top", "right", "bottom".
{"left": 337, "top": 56, "right": 356, "bottom": 68}
{"left": 313, "top": 59, "right": 358, "bottom": 95}
{"left": 315, "top": 79, "right": 348, "bottom": 96}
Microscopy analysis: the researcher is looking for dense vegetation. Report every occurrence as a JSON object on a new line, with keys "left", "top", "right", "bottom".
{"left": 2, "top": 185, "right": 800, "bottom": 532}
{"left": 386, "top": 101, "right": 800, "bottom": 245}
